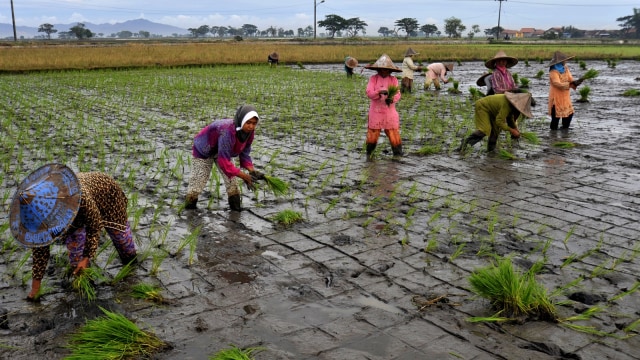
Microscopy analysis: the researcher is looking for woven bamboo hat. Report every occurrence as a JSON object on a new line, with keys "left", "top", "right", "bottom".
{"left": 444, "top": 63, "right": 454, "bottom": 72}
{"left": 345, "top": 57, "right": 358, "bottom": 69}
{"left": 505, "top": 92, "right": 533, "bottom": 118}
{"left": 485, "top": 50, "right": 518, "bottom": 69}
{"left": 548, "top": 51, "right": 574, "bottom": 66}
{"left": 404, "top": 47, "right": 419, "bottom": 57}
{"left": 365, "top": 54, "right": 402, "bottom": 72}
{"left": 10, "top": 163, "right": 82, "bottom": 248}
{"left": 269, "top": 52, "right": 279, "bottom": 60}
{"left": 476, "top": 72, "right": 492, "bottom": 86}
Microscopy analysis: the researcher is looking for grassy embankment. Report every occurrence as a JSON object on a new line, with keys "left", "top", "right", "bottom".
{"left": 1, "top": 39, "right": 639, "bottom": 71}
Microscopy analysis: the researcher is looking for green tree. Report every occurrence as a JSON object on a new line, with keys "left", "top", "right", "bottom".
{"left": 617, "top": 8, "right": 640, "bottom": 38}
{"left": 242, "top": 24, "right": 258, "bottom": 37}
{"left": 37, "top": 23, "right": 57, "bottom": 39}
{"left": 395, "top": 18, "right": 419, "bottom": 38}
{"left": 117, "top": 30, "right": 133, "bottom": 39}
{"left": 444, "top": 17, "right": 465, "bottom": 38}
{"left": 139, "top": 30, "right": 150, "bottom": 38}
{"left": 378, "top": 26, "right": 393, "bottom": 37}
{"left": 485, "top": 26, "right": 503, "bottom": 38}
{"left": 345, "top": 17, "right": 367, "bottom": 37}
{"left": 420, "top": 24, "right": 438, "bottom": 37}
{"left": 318, "top": 14, "right": 347, "bottom": 38}
{"left": 69, "top": 23, "right": 94, "bottom": 39}
{"left": 468, "top": 24, "right": 480, "bottom": 38}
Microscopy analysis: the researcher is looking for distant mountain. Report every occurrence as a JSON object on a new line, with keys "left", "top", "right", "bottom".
{"left": 0, "top": 19, "right": 188, "bottom": 39}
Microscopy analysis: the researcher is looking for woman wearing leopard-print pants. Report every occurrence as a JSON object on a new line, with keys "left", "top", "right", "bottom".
{"left": 26, "top": 171, "right": 137, "bottom": 300}
{"left": 185, "top": 105, "right": 263, "bottom": 211}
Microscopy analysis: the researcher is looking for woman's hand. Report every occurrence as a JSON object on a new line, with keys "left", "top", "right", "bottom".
{"left": 72, "top": 257, "right": 90, "bottom": 276}
{"left": 509, "top": 128, "right": 521, "bottom": 138}
{"left": 238, "top": 172, "right": 255, "bottom": 191}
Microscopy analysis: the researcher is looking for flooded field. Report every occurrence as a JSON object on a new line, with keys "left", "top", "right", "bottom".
{"left": 1, "top": 59, "right": 640, "bottom": 359}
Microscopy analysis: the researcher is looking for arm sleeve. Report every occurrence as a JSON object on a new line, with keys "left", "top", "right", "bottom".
{"left": 366, "top": 77, "right": 380, "bottom": 100}
{"left": 439, "top": 65, "right": 448, "bottom": 81}
{"left": 550, "top": 71, "right": 570, "bottom": 90}
{"left": 407, "top": 58, "right": 419, "bottom": 70}
{"left": 239, "top": 133, "right": 254, "bottom": 170}
{"left": 215, "top": 130, "right": 242, "bottom": 178}
{"left": 495, "top": 106, "right": 512, "bottom": 132}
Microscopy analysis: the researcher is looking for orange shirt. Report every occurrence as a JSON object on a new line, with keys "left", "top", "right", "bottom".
{"left": 548, "top": 67, "right": 575, "bottom": 118}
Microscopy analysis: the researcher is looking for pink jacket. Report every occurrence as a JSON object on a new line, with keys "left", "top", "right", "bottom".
{"left": 366, "top": 74, "right": 401, "bottom": 130}
{"left": 426, "top": 63, "right": 448, "bottom": 81}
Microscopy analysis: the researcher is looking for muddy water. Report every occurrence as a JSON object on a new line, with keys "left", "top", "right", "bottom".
{"left": 1, "top": 60, "right": 640, "bottom": 359}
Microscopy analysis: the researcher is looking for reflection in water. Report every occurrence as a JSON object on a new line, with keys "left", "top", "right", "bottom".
{"left": 363, "top": 161, "right": 400, "bottom": 199}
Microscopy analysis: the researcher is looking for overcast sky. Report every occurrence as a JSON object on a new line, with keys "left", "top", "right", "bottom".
{"left": 1, "top": 0, "right": 636, "bottom": 32}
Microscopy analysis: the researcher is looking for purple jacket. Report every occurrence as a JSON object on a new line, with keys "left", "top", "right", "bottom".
{"left": 192, "top": 119, "right": 254, "bottom": 178}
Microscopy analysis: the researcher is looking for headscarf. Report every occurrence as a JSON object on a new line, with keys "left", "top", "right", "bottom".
{"left": 551, "top": 63, "right": 565, "bottom": 74}
{"left": 234, "top": 105, "right": 259, "bottom": 142}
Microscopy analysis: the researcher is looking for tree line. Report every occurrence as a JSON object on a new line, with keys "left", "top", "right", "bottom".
{"left": 36, "top": 8, "right": 640, "bottom": 40}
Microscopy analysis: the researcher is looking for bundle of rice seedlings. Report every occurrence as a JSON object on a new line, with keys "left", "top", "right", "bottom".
{"left": 447, "top": 80, "right": 461, "bottom": 94}
{"left": 209, "top": 345, "right": 265, "bottom": 360}
{"left": 272, "top": 209, "right": 304, "bottom": 226}
{"left": 579, "top": 68, "right": 599, "bottom": 81}
{"left": 386, "top": 85, "right": 399, "bottom": 98}
{"left": 553, "top": 141, "right": 577, "bottom": 148}
{"left": 519, "top": 132, "right": 540, "bottom": 145}
{"left": 65, "top": 306, "right": 168, "bottom": 359}
{"left": 263, "top": 175, "right": 289, "bottom": 197}
{"left": 577, "top": 86, "right": 591, "bottom": 103}
{"left": 131, "top": 283, "right": 166, "bottom": 304}
{"left": 72, "top": 267, "right": 106, "bottom": 301}
{"left": 497, "top": 149, "right": 519, "bottom": 160}
{"left": 622, "top": 89, "right": 640, "bottom": 97}
{"left": 416, "top": 144, "right": 442, "bottom": 155}
{"left": 468, "top": 87, "right": 485, "bottom": 100}
{"left": 534, "top": 70, "right": 544, "bottom": 79}
{"left": 468, "top": 257, "right": 557, "bottom": 322}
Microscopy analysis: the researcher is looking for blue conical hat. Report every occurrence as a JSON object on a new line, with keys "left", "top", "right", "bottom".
{"left": 9, "top": 164, "right": 81, "bottom": 247}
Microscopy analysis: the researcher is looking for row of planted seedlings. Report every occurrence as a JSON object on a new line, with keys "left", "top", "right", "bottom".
{"left": 0, "top": 64, "right": 635, "bottom": 355}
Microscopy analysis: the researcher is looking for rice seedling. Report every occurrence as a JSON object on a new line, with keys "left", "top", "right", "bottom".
{"left": 72, "top": 267, "right": 107, "bottom": 301}
{"left": 609, "top": 281, "right": 639, "bottom": 302}
{"left": 552, "top": 141, "right": 577, "bottom": 148}
{"left": 534, "top": 70, "right": 544, "bottom": 79}
{"left": 65, "top": 306, "right": 168, "bottom": 359}
{"left": 150, "top": 249, "right": 168, "bottom": 276}
{"left": 519, "top": 132, "right": 540, "bottom": 145}
{"left": 524, "top": 59, "right": 530, "bottom": 67}
{"left": 131, "top": 283, "right": 166, "bottom": 304}
{"left": 497, "top": 149, "right": 519, "bottom": 160}
{"left": 579, "top": 61, "right": 587, "bottom": 70}
{"left": 578, "top": 68, "right": 599, "bottom": 82}
{"left": 468, "top": 257, "right": 557, "bottom": 322}
{"left": 519, "top": 77, "right": 530, "bottom": 88}
{"left": 622, "top": 89, "right": 640, "bottom": 97}
{"left": 209, "top": 344, "right": 265, "bottom": 360}
{"left": 262, "top": 175, "right": 290, "bottom": 197}
{"left": 111, "top": 261, "right": 137, "bottom": 285}
{"left": 416, "top": 143, "right": 442, "bottom": 155}
{"left": 272, "top": 209, "right": 304, "bottom": 227}
{"left": 449, "top": 243, "right": 466, "bottom": 262}
{"left": 468, "top": 87, "right": 485, "bottom": 100}
{"left": 447, "top": 80, "right": 461, "bottom": 94}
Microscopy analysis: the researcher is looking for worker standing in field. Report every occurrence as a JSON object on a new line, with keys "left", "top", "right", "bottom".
{"left": 185, "top": 105, "right": 264, "bottom": 211}
{"left": 400, "top": 47, "right": 422, "bottom": 93}
{"left": 424, "top": 62, "right": 453, "bottom": 90}
{"left": 9, "top": 164, "right": 138, "bottom": 301}
{"left": 364, "top": 54, "right": 403, "bottom": 160}
{"left": 457, "top": 92, "right": 533, "bottom": 153}
{"left": 548, "top": 51, "right": 582, "bottom": 130}
{"left": 344, "top": 56, "right": 358, "bottom": 78}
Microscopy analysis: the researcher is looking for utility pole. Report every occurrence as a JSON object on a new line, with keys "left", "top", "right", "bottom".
{"left": 496, "top": 0, "right": 506, "bottom": 40}
{"left": 11, "top": 0, "right": 17, "bottom": 41}
{"left": 314, "top": 0, "right": 325, "bottom": 39}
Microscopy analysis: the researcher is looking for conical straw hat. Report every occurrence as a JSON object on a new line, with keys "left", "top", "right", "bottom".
{"left": 505, "top": 92, "right": 533, "bottom": 118}
{"left": 10, "top": 163, "right": 82, "bottom": 248}
{"left": 364, "top": 54, "right": 402, "bottom": 72}
{"left": 485, "top": 50, "right": 518, "bottom": 69}
{"left": 404, "top": 47, "right": 419, "bottom": 57}
{"left": 548, "top": 51, "right": 574, "bottom": 66}
{"left": 345, "top": 57, "right": 358, "bottom": 69}
{"left": 476, "top": 72, "right": 492, "bottom": 86}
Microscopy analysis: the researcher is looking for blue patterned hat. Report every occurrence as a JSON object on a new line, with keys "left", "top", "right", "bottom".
{"left": 9, "top": 164, "right": 82, "bottom": 247}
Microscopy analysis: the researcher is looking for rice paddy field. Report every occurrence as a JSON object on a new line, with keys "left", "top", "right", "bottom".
{"left": 1, "top": 55, "right": 640, "bottom": 359}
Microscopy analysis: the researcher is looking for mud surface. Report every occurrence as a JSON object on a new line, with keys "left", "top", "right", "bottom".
{"left": 1, "top": 60, "right": 640, "bottom": 359}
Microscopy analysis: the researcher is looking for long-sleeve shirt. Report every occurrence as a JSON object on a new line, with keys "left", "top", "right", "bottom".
{"left": 548, "top": 67, "right": 575, "bottom": 118}
{"left": 366, "top": 74, "right": 401, "bottom": 130}
{"left": 192, "top": 119, "right": 254, "bottom": 178}
{"left": 490, "top": 68, "right": 516, "bottom": 94}
{"left": 426, "top": 63, "right": 448, "bottom": 81}
{"left": 474, "top": 94, "right": 519, "bottom": 137}
{"left": 32, "top": 173, "right": 128, "bottom": 281}
{"left": 401, "top": 57, "right": 421, "bottom": 80}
